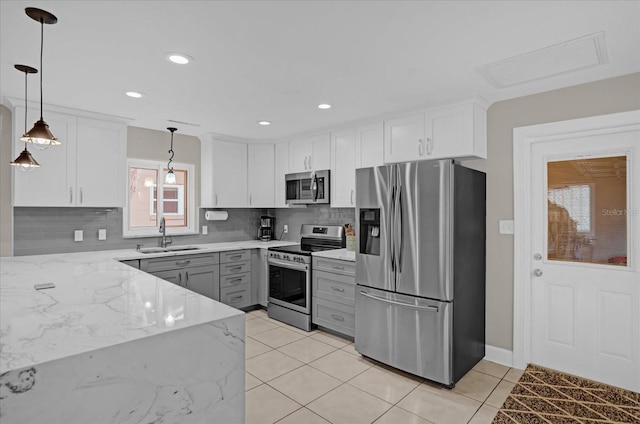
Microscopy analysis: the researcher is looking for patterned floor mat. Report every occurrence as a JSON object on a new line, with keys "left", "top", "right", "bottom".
{"left": 492, "top": 364, "right": 640, "bottom": 423}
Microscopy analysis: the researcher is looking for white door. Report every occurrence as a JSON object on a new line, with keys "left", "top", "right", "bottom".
{"left": 212, "top": 140, "right": 247, "bottom": 207}
{"left": 515, "top": 111, "right": 640, "bottom": 392}
{"left": 331, "top": 128, "right": 356, "bottom": 207}
{"left": 383, "top": 113, "right": 425, "bottom": 164}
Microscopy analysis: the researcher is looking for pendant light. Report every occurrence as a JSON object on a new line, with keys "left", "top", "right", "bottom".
{"left": 21, "top": 7, "right": 60, "bottom": 150}
{"left": 165, "top": 127, "right": 177, "bottom": 184}
{"left": 11, "top": 64, "right": 40, "bottom": 172}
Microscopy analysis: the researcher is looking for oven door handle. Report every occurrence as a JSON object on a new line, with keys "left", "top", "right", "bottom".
{"left": 268, "top": 257, "right": 309, "bottom": 272}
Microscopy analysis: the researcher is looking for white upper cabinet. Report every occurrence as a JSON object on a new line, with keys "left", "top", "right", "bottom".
{"left": 384, "top": 113, "right": 425, "bottom": 164}
{"left": 289, "top": 133, "right": 331, "bottom": 173}
{"left": 384, "top": 101, "right": 487, "bottom": 163}
{"left": 274, "top": 141, "right": 290, "bottom": 207}
{"left": 356, "top": 122, "right": 384, "bottom": 169}
{"left": 12, "top": 105, "right": 127, "bottom": 207}
{"left": 331, "top": 128, "right": 356, "bottom": 208}
{"left": 247, "top": 143, "right": 275, "bottom": 207}
{"left": 76, "top": 117, "right": 127, "bottom": 207}
{"left": 201, "top": 137, "right": 247, "bottom": 207}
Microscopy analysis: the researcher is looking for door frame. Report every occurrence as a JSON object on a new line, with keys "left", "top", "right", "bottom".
{"left": 512, "top": 109, "right": 640, "bottom": 369}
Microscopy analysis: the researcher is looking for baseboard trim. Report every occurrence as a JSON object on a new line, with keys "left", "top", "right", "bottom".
{"left": 485, "top": 345, "right": 514, "bottom": 368}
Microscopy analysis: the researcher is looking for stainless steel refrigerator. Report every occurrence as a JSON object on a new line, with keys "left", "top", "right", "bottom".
{"left": 355, "top": 159, "right": 486, "bottom": 387}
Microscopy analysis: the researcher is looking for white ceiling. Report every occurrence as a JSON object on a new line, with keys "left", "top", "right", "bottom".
{"left": 1, "top": 1, "right": 639, "bottom": 141}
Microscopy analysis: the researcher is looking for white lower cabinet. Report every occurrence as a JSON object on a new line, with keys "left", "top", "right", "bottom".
{"left": 11, "top": 105, "right": 127, "bottom": 207}
{"left": 311, "top": 257, "right": 356, "bottom": 337}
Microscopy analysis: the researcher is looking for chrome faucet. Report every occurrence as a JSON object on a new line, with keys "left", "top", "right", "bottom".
{"left": 159, "top": 216, "right": 172, "bottom": 248}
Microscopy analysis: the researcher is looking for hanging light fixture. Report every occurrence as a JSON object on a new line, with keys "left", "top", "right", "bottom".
{"left": 11, "top": 64, "right": 40, "bottom": 172}
{"left": 22, "top": 7, "right": 60, "bottom": 150}
{"left": 165, "top": 127, "right": 177, "bottom": 184}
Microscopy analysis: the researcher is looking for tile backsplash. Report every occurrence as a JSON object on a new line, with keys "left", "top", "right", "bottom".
{"left": 12, "top": 206, "right": 356, "bottom": 256}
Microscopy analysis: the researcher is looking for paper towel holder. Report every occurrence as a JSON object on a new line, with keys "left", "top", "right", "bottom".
{"left": 205, "top": 210, "right": 228, "bottom": 221}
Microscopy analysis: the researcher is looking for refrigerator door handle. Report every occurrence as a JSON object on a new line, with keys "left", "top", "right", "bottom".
{"left": 389, "top": 168, "right": 396, "bottom": 273}
{"left": 396, "top": 165, "right": 403, "bottom": 273}
{"left": 359, "top": 290, "right": 439, "bottom": 312}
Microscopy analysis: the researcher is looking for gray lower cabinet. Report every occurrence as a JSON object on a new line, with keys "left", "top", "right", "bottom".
{"left": 312, "top": 257, "right": 356, "bottom": 337}
{"left": 219, "top": 250, "right": 252, "bottom": 309}
{"left": 140, "top": 253, "right": 220, "bottom": 301}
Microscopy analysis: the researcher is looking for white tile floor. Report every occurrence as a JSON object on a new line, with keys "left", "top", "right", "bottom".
{"left": 244, "top": 309, "right": 524, "bottom": 424}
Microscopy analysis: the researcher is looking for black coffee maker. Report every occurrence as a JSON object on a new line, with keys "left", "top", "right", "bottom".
{"left": 258, "top": 216, "right": 275, "bottom": 241}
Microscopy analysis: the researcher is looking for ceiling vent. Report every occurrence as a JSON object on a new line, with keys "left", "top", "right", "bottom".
{"left": 476, "top": 32, "right": 609, "bottom": 88}
{"left": 167, "top": 119, "right": 200, "bottom": 127}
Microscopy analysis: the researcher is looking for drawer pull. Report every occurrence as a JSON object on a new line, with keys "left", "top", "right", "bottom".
{"left": 230, "top": 295, "right": 244, "bottom": 303}
{"left": 331, "top": 265, "right": 344, "bottom": 270}
{"left": 229, "top": 278, "right": 243, "bottom": 284}
{"left": 229, "top": 254, "right": 242, "bottom": 260}
{"left": 331, "top": 314, "right": 345, "bottom": 322}
{"left": 175, "top": 260, "right": 191, "bottom": 266}
{"left": 331, "top": 286, "right": 345, "bottom": 292}
{"left": 228, "top": 266, "right": 242, "bottom": 272}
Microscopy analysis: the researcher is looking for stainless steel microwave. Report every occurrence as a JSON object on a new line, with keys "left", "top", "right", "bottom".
{"left": 285, "top": 170, "right": 330, "bottom": 205}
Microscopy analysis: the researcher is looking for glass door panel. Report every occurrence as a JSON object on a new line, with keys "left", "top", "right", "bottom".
{"left": 547, "top": 155, "right": 627, "bottom": 266}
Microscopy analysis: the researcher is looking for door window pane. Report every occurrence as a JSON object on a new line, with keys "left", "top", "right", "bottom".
{"left": 547, "top": 156, "right": 627, "bottom": 266}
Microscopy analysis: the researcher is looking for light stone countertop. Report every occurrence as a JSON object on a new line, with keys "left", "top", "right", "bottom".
{"left": 0, "top": 240, "right": 297, "bottom": 373}
{"left": 312, "top": 248, "right": 356, "bottom": 262}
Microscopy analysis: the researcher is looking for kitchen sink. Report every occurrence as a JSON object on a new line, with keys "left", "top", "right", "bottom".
{"left": 165, "top": 246, "right": 202, "bottom": 252}
{"left": 138, "top": 246, "right": 202, "bottom": 254}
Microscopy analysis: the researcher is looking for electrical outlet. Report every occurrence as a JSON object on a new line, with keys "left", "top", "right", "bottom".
{"left": 202, "top": 225, "right": 208, "bottom": 235}
{"left": 74, "top": 230, "right": 83, "bottom": 242}
{"left": 283, "top": 224, "right": 288, "bottom": 233}
{"left": 98, "top": 229, "right": 107, "bottom": 240}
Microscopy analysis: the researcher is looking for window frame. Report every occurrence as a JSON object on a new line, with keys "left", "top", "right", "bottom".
{"left": 124, "top": 159, "right": 196, "bottom": 238}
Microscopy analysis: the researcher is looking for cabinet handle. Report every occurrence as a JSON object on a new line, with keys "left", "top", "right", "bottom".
{"left": 230, "top": 295, "right": 244, "bottom": 303}
{"left": 304, "top": 156, "right": 308, "bottom": 170}
{"left": 418, "top": 139, "right": 424, "bottom": 156}
{"left": 69, "top": 187, "right": 73, "bottom": 204}
{"left": 185, "top": 271, "right": 189, "bottom": 284}
{"left": 229, "top": 255, "right": 242, "bottom": 260}
{"left": 214, "top": 194, "right": 218, "bottom": 206}
{"left": 426, "top": 137, "right": 433, "bottom": 155}
{"left": 309, "top": 156, "right": 313, "bottom": 169}
{"left": 178, "top": 272, "right": 182, "bottom": 285}
{"left": 229, "top": 266, "right": 242, "bottom": 272}
{"left": 350, "top": 190, "right": 354, "bottom": 205}
{"left": 229, "top": 278, "right": 243, "bottom": 285}
{"left": 331, "top": 314, "right": 345, "bottom": 322}
{"left": 80, "top": 188, "right": 84, "bottom": 204}
{"left": 175, "top": 260, "right": 191, "bottom": 266}
{"left": 249, "top": 194, "right": 252, "bottom": 205}
{"left": 331, "top": 265, "right": 344, "bottom": 270}
{"left": 331, "top": 286, "right": 345, "bottom": 292}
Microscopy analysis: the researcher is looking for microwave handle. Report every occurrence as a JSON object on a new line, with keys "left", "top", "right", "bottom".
{"left": 312, "top": 174, "right": 319, "bottom": 202}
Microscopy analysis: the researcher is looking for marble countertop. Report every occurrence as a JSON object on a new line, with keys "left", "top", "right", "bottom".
{"left": 312, "top": 248, "right": 356, "bottom": 262}
{"left": 0, "top": 240, "right": 297, "bottom": 373}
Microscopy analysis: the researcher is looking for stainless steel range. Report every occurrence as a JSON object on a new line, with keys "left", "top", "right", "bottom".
{"left": 268, "top": 224, "right": 345, "bottom": 330}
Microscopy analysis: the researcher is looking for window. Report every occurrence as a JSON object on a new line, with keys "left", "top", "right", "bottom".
{"left": 124, "top": 159, "right": 196, "bottom": 237}
{"left": 548, "top": 184, "right": 593, "bottom": 233}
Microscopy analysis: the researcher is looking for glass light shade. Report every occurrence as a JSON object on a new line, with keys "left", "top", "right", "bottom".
{"left": 165, "top": 170, "right": 176, "bottom": 184}
{"left": 11, "top": 148, "right": 40, "bottom": 172}
{"left": 22, "top": 119, "right": 60, "bottom": 150}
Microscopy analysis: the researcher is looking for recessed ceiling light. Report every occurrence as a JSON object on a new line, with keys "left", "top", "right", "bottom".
{"left": 258, "top": 120, "right": 272, "bottom": 126}
{"left": 318, "top": 103, "right": 331, "bottom": 110}
{"left": 125, "top": 91, "right": 145, "bottom": 98}
{"left": 167, "top": 53, "right": 193, "bottom": 65}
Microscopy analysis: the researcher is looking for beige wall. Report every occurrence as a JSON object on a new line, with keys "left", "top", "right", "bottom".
{"left": 0, "top": 105, "right": 12, "bottom": 256}
{"left": 126, "top": 126, "right": 201, "bottom": 209}
{"left": 464, "top": 72, "right": 640, "bottom": 351}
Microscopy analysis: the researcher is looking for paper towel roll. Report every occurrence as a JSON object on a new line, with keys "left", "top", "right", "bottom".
{"left": 205, "top": 211, "right": 228, "bottom": 221}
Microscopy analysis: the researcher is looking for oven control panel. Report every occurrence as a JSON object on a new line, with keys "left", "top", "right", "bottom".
{"left": 268, "top": 251, "right": 311, "bottom": 264}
